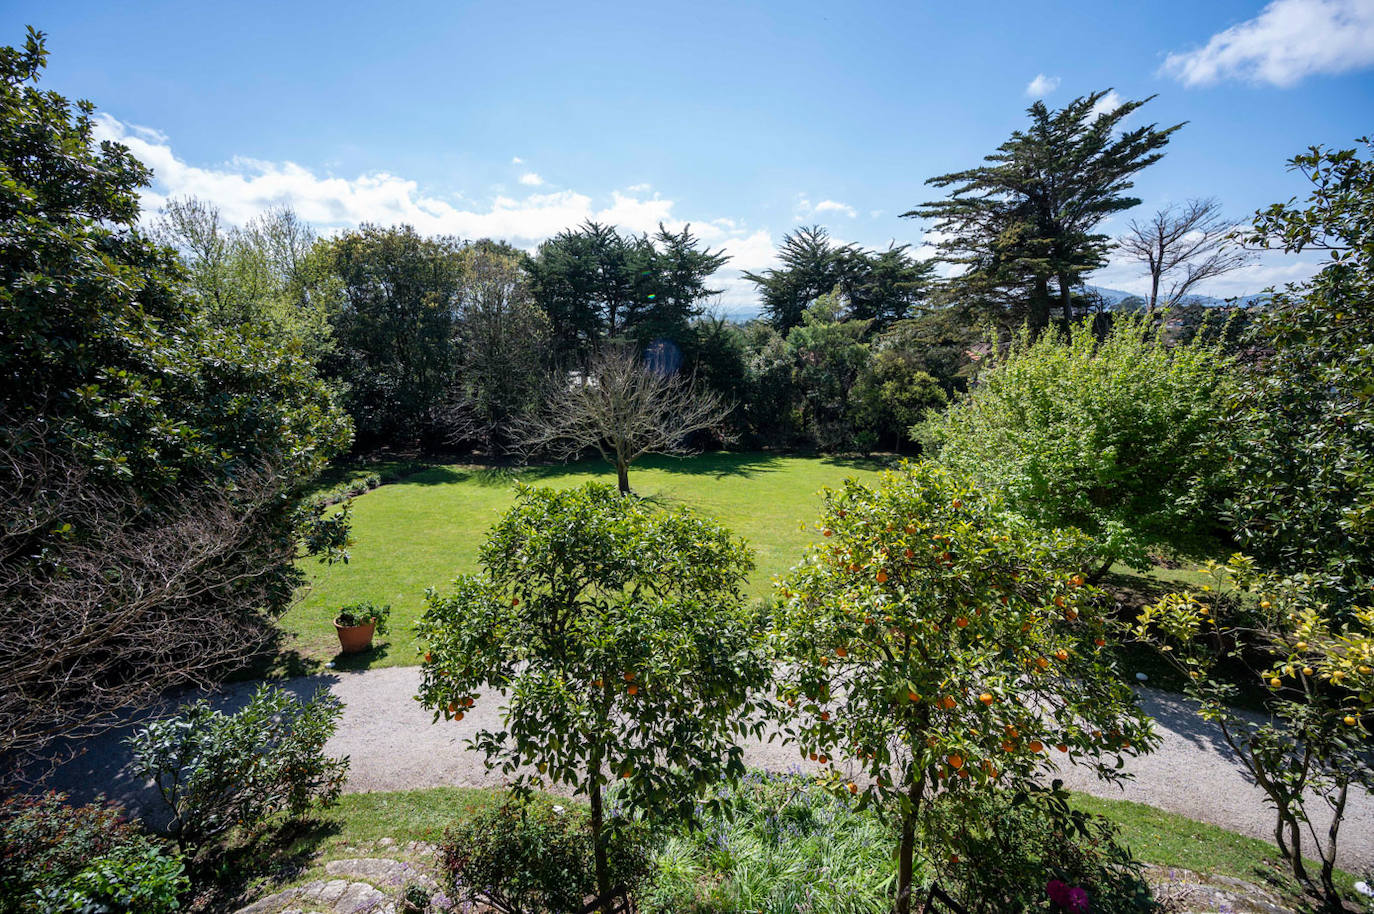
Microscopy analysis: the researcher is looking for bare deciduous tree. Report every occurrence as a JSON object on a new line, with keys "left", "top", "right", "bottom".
{"left": 0, "top": 431, "right": 320, "bottom": 767}
{"left": 520, "top": 347, "right": 733, "bottom": 494}
{"left": 1118, "top": 199, "right": 1254, "bottom": 311}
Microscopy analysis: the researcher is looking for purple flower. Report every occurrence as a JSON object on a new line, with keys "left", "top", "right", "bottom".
{"left": 1046, "top": 880, "right": 1090, "bottom": 913}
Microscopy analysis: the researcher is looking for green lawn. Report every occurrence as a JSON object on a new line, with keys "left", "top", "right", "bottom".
{"left": 280, "top": 452, "right": 891, "bottom": 671}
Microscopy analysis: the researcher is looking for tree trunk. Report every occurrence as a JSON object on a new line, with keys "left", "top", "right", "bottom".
{"left": 895, "top": 776, "right": 926, "bottom": 914}
{"left": 1085, "top": 556, "right": 1115, "bottom": 584}
{"left": 588, "top": 744, "right": 613, "bottom": 913}
{"left": 1318, "top": 781, "right": 1348, "bottom": 909}
{"left": 1029, "top": 276, "right": 1051, "bottom": 337}
{"left": 616, "top": 459, "right": 630, "bottom": 495}
{"left": 1057, "top": 272, "right": 1074, "bottom": 326}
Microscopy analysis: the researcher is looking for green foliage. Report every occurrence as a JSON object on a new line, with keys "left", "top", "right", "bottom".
{"left": 526, "top": 221, "right": 727, "bottom": 363}
{"left": 154, "top": 198, "right": 339, "bottom": 366}
{"left": 908, "top": 91, "right": 1180, "bottom": 332}
{"left": 0, "top": 793, "right": 186, "bottom": 914}
{"left": 643, "top": 770, "right": 901, "bottom": 914}
{"left": 416, "top": 482, "right": 771, "bottom": 904}
{"left": 784, "top": 293, "right": 872, "bottom": 452}
{"left": 0, "top": 28, "right": 350, "bottom": 756}
{"left": 921, "top": 314, "right": 1239, "bottom": 571}
{"left": 743, "top": 226, "right": 847, "bottom": 333}
{"left": 1226, "top": 139, "right": 1374, "bottom": 609}
{"left": 0, "top": 28, "right": 351, "bottom": 494}
{"left": 771, "top": 461, "right": 1154, "bottom": 912}
{"left": 454, "top": 239, "right": 550, "bottom": 452}
{"left": 921, "top": 786, "right": 1157, "bottom": 914}
{"left": 323, "top": 224, "right": 466, "bottom": 446}
{"left": 438, "top": 793, "right": 653, "bottom": 914}
{"left": 33, "top": 840, "right": 188, "bottom": 914}
{"left": 335, "top": 600, "right": 391, "bottom": 635}
{"left": 127, "top": 684, "right": 349, "bottom": 850}
{"left": 848, "top": 346, "right": 947, "bottom": 453}
{"left": 744, "top": 227, "right": 933, "bottom": 333}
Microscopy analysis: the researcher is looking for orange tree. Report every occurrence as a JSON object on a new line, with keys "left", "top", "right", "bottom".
{"left": 1137, "top": 555, "right": 1374, "bottom": 910}
{"left": 771, "top": 462, "right": 1155, "bottom": 914}
{"left": 414, "top": 482, "right": 770, "bottom": 913}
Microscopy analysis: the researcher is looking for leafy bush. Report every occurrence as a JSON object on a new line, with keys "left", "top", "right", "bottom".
{"left": 438, "top": 794, "right": 652, "bottom": 914}
{"left": 1226, "top": 139, "right": 1374, "bottom": 610}
{"left": 0, "top": 792, "right": 185, "bottom": 914}
{"left": 127, "top": 684, "right": 349, "bottom": 850}
{"left": 644, "top": 770, "right": 900, "bottom": 914}
{"left": 32, "top": 840, "right": 188, "bottom": 914}
{"left": 920, "top": 785, "right": 1156, "bottom": 914}
{"left": 920, "top": 314, "right": 1239, "bottom": 572}
{"left": 335, "top": 600, "right": 391, "bottom": 635}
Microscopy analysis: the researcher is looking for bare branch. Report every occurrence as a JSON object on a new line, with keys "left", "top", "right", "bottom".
{"left": 518, "top": 347, "right": 734, "bottom": 494}
{"left": 0, "top": 427, "right": 299, "bottom": 766}
{"left": 1118, "top": 199, "right": 1255, "bottom": 311}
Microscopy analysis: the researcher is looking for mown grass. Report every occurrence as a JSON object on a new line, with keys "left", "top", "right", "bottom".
{"left": 279, "top": 452, "right": 892, "bottom": 671}
{"left": 1070, "top": 792, "right": 1359, "bottom": 901}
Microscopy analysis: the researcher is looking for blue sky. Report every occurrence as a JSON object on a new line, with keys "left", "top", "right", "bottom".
{"left": 4, "top": 0, "right": 1373, "bottom": 311}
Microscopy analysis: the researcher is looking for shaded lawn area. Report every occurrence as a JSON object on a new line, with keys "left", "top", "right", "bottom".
{"left": 277, "top": 452, "right": 892, "bottom": 673}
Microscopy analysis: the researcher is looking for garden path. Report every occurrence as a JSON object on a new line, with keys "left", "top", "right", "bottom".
{"left": 33, "top": 665, "right": 1374, "bottom": 871}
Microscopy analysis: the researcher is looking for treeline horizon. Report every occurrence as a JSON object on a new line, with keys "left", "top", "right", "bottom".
{"left": 149, "top": 88, "right": 1265, "bottom": 458}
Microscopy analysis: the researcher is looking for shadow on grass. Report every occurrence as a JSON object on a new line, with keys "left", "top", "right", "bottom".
{"left": 188, "top": 816, "right": 342, "bottom": 914}
{"left": 377, "top": 451, "right": 899, "bottom": 494}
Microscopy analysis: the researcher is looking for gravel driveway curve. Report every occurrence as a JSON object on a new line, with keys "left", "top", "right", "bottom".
{"left": 29, "top": 665, "right": 1374, "bottom": 871}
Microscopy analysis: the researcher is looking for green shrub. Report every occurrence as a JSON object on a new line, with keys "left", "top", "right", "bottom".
{"left": 920, "top": 784, "right": 1157, "bottom": 914}
{"left": 32, "top": 840, "right": 188, "bottom": 914}
{"left": 0, "top": 792, "right": 185, "bottom": 914}
{"left": 920, "top": 314, "right": 1239, "bottom": 572}
{"left": 127, "top": 684, "right": 349, "bottom": 850}
{"left": 643, "top": 770, "right": 901, "bottom": 914}
{"left": 438, "top": 793, "right": 653, "bottom": 914}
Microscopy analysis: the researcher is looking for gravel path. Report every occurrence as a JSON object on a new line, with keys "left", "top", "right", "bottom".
{"left": 28, "top": 665, "right": 1374, "bottom": 871}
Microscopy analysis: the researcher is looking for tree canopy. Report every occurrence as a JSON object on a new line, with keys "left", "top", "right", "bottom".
{"left": 908, "top": 91, "right": 1181, "bottom": 333}
{"left": 0, "top": 28, "right": 351, "bottom": 758}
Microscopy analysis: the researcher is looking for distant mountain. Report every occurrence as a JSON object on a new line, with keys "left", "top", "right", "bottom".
{"left": 1088, "top": 286, "right": 1269, "bottom": 309}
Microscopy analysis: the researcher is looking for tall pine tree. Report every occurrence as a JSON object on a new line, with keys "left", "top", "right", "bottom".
{"left": 907, "top": 91, "right": 1181, "bottom": 333}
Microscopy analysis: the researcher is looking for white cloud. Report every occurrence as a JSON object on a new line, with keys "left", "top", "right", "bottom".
{"left": 814, "top": 199, "right": 858, "bottom": 218}
{"left": 1025, "top": 73, "right": 1061, "bottom": 97}
{"left": 1090, "top": 90, "right": 1124, "bottom": 120}
{"left": 1161, "top": 0, "right": 1374, "bottom": 87}
{"left": 511, "top": 156, "right": 524, "bottom": 164}
{"left": 518, "top": 172, "right": 544, "bottom": 186}
{"left": 625, "top": 182, "right": 652, "bottom": 193}
{"left": 92, "top": 113, "right": 778, "bottom": 311}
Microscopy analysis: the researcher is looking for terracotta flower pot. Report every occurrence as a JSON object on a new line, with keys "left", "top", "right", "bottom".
{"left": 334, "top": 619, "right": 376, "bottom": 654}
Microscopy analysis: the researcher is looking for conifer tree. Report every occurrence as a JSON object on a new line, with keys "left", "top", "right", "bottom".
{"left": 907, "top": 91, "right": 1181, "bottom": 333}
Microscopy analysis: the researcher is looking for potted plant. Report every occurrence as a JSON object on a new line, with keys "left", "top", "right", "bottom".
{"left": 334, "top": 601, "right": 391, "bottom": 654}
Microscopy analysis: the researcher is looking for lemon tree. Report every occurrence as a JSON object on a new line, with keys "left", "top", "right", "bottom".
{"left": 1137, "top": 555, "right": 1374, "bottom": 909}
{"left": 415, "top": 482, "right": 770, "bottom": 913}
{"left": 772, "top": 462, "right": 1154, "bottom": 914}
